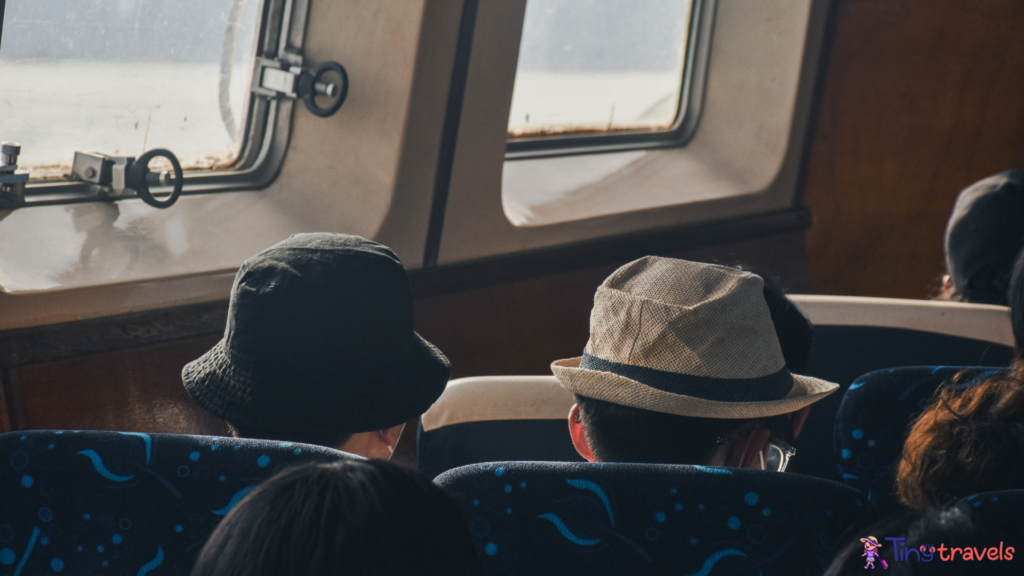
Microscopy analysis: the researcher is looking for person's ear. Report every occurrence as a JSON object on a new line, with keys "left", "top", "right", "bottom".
{"left": 722, "top": 427, "right": 772, "bottom": 469}
{"left": 568, "top": 404, "right": 596, "bottom": 462}
{"left": 376, "top": 423, "right": 407, "bottom": 456}
{"left": 790, "top": 406, "right": 812, "bottom": 439}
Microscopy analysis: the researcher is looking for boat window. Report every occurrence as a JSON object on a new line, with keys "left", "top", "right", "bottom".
{"left": 507, "top": 0, "right": 703, "bottom": 156}
{"left": 0, "top": 0, "right": 262, "bottom": 179}
{"left": 0, "top": 0, "right": 336, "bottom": 209}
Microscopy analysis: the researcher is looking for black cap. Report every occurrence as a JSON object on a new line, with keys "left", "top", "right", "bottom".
{"left": 182, "top": 233, "right": 450, "bottom": 433}
{"left": 945, "top": 170, "right": 1024, "bottom": 305}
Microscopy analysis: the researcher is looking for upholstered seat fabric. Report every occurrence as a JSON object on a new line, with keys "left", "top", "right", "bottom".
{"left": 794, "top": 329, "right": 1012, "bottom": 479}
{"left": 0, "top": 430, "right": 356, "bottom": 575}
{"left": 834, "top": 366, "right": 998, "bottom": 514}
{"left": 958, "top": 490, "right": 1024, "bottom": 534}
{"left": 435, "top": 461, "right": 875, "bottom": 576}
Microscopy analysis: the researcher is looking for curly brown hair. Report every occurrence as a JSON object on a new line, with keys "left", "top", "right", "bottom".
{"left": 896, "top": 364, "right": 1024, "bottom": 511}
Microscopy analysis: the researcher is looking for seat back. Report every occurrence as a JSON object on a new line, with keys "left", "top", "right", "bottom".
{"left": 435, "top": 461, "right": 875, "bottom": 576}
{"left": 0, "top": 430, "right": 355, "bottom": 575}
{"left": 835, "top": 366, "right": 998, "bottom": 514}
{"left": 958, "top": 490, "right": 1024, "bottom": 534}
{"left": 787, "top": 295, "right": 1013, "bottom": 480}
{"left": 418, "top": 376, "right": 582, "bottom": 478}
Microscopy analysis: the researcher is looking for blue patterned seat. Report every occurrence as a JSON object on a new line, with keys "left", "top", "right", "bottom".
{"left": 789, "top": 298, "right": 1013, "bottom": 481}
{"left": 435, "top": 461, "right": 875, "bottom": 576}
{"left": 958, "top": 490, "right": 1024, "bottom": 534}
{"left": 0, "top": 430, "right": 356, "bottom": 575}
{"left": 834, "top": 366, "right": 999, "bottom": 514}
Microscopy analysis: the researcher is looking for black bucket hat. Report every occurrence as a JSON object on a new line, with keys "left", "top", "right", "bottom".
{"left": 945, "top": 169, "right": 1024, "bottom": 305}
{"left": 182, "top": 233, "right": 450, "bottom": 433}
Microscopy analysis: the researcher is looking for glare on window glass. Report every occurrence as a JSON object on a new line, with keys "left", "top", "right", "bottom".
{"left": 0, "top": 0, "right": 262, "bottom": 179}
{"left": 508, "top": 0, "right": 694, "bottom": 138}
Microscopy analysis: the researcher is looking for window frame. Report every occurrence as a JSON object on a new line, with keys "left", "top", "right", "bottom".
{"left": 504, "top": 0, "right": 715, "bottom": 160}
{"left": 2, "top": 0, "right": 308, "bottom": 207}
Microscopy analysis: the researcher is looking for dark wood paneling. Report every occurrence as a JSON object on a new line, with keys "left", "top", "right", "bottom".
{"left": 414, "top": 209, "right": 810, "bottom": 298}
{"left": 0, "top": 301, "right": 228, "bottom": 368}
{"left": 0, "top": 370, "right": 12, "bottom": 432}
{"left": 416, "top": 230, "right": 810, "bottom": 379}
{"left": 803, "top": 0, "right": 1024, "bottom": 298}
{"left": 7, "top": 336, "right": 229, "bottom": 435}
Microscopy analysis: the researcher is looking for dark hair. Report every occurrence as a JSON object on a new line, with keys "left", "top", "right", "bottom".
{"left": 191, "top": 460, "right": 484, "bottom": 576}
{"left": 896, "top": 366, "right": 1024, "bottom": 511}
{"left": 227, "top": 423, "right": 353, "bottom": 450}
{"left": 736, "top": 266, "right": 814, "bottom": 373}
{"left": 575, "top": 394, "right": 791, "bottom": 465}
{"left": 1008, "top": 248, "right": 1024, "bottom": 357}
{"left": 823, "top": 506, "right": 1017, "bottom": 576}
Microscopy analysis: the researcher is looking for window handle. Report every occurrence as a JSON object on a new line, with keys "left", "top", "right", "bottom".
{"left": 71, "top": 149, "right": 184, "bottom": 209}
{"left": 253, "top": 57, "right": 349, "bottom": 118}
{"left": 0, "top": 142, "right": 29, "bottom": 207}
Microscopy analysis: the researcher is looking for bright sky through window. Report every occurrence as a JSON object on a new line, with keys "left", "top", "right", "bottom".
{"left": 0, "top": 0, "right": 262, "bottom": 178}
{"left": 508, "top": 0, "right": 694, "bottom": 138}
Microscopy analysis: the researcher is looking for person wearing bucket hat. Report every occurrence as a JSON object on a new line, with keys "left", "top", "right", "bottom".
{"left": 553, "top": 256, "right": 839, "bottom": 470}
{"left": 182, "top": 233, "right": 451, "bottom": 459}
{"left": 941, "top": 169, "right": 1024, "bottom": 305}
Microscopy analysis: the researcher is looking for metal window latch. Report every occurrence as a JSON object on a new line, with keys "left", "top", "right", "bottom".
{"left": 253, "top": 56, "right": 348, "bottom": 117}
{"left": 0, "top": 142, "right": 30, "bottom": 207}
{"left": 71, "top": 149, "right": 184, "bottom": 209}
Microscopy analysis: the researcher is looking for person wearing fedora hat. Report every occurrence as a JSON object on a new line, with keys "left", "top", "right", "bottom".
{"left": 552, "top": 256, "right": 839, "bottom": 471}
{"left": 181, "top": 233, "right": 451, "bottom": 459}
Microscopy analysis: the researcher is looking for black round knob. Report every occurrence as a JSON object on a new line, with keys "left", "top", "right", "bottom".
{"left": 297, "top": 61, "right": 348, "bottom": 117}
{"left": 127, "top": 149, "right": 184, "bottom": 209}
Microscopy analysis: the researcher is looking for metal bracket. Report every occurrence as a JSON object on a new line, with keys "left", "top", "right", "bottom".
{"left": 252, "top": 54, "right": 305, "bottom": 99}
{"left": 252, "top": 54, "right": 348, "bottom": 117}
{"left": 70, "top": 150, "right": 183, "bottom": 208}
{"left": 72, "top": 152, "right": 137, "bottom": 197}
{"left": 0, "top": 142, "right": 30, "bottom": 208}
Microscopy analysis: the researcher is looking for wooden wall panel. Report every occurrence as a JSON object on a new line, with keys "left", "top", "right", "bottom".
{"left": 0, "top": 370, "right": 12, "bottom": 433}
{"left": 803, "top": 0, "right": 1024, "bottom": 298}
{"left": 7, "top": 336, "right": 229, "bottom": 435}
{"left": 416, "top": 230, "right": 810, "bottom": 379}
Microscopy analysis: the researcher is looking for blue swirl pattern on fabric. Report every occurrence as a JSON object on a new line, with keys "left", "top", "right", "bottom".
{"left": 2, "top": 431, "right": 355, "bottom": 576}
{"left": 537, "top": 513, "right": 601, "bottom": 546}
{"left": 12, "top": 526, "right": 40, "bottom": 576}
{"left": 119, "top": 432, "right": 153, "bottom": 463}
{"left": 77, "top": 450, "right": 135, "bottom": 482}
{"left": 135, "top": 546, "right": 164, "bottom": 576}
{"left": 566, "top": 479, "right": 615, "bottom": 526}
{"left": 212, "top": 486, "right": 256, "bottom": 516}
{"left": 691, "top": 465, "right": 732, "bottom": 475}
{"left": 685, "top": 548, "right": 746, "bottom": 576}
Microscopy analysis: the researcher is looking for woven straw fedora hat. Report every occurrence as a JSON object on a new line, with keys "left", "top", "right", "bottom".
{"left": 552, "top": 257, "right": 838, "bottom": 419}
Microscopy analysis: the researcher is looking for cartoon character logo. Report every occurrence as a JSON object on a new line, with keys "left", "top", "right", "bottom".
{"left": 860, "top": 536, "right": 883, "bottom": 569}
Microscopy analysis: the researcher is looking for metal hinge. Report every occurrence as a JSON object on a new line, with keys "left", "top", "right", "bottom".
{"left": 252, "top": 55, "right": 348, "bottom": 117}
